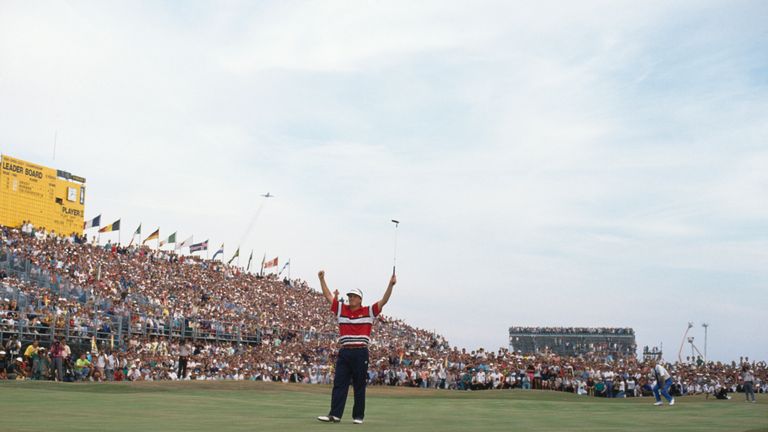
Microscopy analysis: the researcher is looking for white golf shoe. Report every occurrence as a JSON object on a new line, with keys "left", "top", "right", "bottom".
{"left": 653, "top": 401, "right": 663, "bottom": 406}
{"left": 317, "top": 415, "right": 341, "bottom": 423}
{"left": 669, "top": 398, "right": 675, "bottom": 406}
{"left": 353, "top": 419, "right": 364, "bottom": 424}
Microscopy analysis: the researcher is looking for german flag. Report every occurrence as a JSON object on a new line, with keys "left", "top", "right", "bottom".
{"left": 98, "top": 219, "right": 120, "bottom": 233}
{"left": 142, "top": 228, "right": 160, "bottom": 245}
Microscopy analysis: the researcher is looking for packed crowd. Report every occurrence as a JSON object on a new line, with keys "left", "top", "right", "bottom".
{"left": 0, "top": 223, "right": 763, "bottom": 400}
{"left": 1, "top": 224, "right": 445, "bottom": 348}
{"left": 509, "top": 327, "right": 635, "bottom": 335}
{"left": 2, "top": 329, "right": 764, "bottom": 401}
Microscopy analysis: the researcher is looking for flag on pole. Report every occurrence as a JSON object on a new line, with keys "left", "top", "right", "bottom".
{"left": 264, "top": 257, "right": 278, "bottom": 269}
{"left": 278, "top": 259, "right": 290, "bottom": 276}
{"left": 246, "top": 250, "right": 253, "bottom": 271}
{"left": 128, "top": 223, "right": 141, "bottom": 246}
{"left": 159, "top": 232, "right": 177, "bottom": 246}
{"left": 142, "top": 228, "right": 160, "bottom": 245}
{"left": 176, "top": 236, "right": 193, "bottom": 250}
{"left": 212, "top": 244, "right": 225, "bottom": 260}
{"left": 84, "top": 215, "right": 101, "bottom": 230}
{"left": 98, "top": 219, "right": 120, "bottom": 233}
{"left": 189, "top": 240, "right": 208, "bottom": 253}
{"left": 227, "top": 247, "right": 240, "bottom": 265}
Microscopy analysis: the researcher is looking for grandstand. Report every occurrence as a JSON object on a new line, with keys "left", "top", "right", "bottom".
{"left": 1, "top": 224, "right": 764, "bottom": 400}
{"left": 0, "top": 226, "right": 445, "bottom": 350}
{"left": 508, "top": 326, "right": 637, "bottom": 357}
{"left": 0, "top": 224, "right": 448, "bottom": 380}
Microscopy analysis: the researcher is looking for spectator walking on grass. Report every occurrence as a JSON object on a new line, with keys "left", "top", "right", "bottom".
{"left": 741, "top": 364, "right": 756, "bottom": 403}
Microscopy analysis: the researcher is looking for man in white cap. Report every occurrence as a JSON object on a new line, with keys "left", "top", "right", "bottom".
{"left": 317, "top": 270, "right": 396, "bottom": 424}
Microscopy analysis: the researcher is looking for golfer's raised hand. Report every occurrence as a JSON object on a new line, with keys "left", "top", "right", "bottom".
{"left": 319, "top": 270, "right": 333, "bottom": 303}
{"left": 389, "top": 274, "right": 397, "bottom": 286}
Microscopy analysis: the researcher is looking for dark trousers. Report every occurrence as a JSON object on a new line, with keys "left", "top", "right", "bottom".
{"left": 330, "top": 347, "right": 368, "bottom": 420}
{"left": 53, "top": 357, "right": 64, "bottom": 382}
{"left": 177, "top": 357, "right": 188, "bottom": 379}
{"left": 31, "top": 357, "right": 41, "bottom": 380}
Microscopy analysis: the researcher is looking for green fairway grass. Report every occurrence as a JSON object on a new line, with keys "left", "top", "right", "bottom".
{"left": 0, "top": 381, "right": 765, "bottom": 432}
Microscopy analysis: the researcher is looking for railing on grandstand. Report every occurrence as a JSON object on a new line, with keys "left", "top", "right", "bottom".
{"left": 0, "top": 248, "right": 339, "bottom": 349}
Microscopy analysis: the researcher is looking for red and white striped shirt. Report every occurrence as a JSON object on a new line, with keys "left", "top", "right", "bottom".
{"left": 331, "top": 298, "right": 381, "bottom": 348}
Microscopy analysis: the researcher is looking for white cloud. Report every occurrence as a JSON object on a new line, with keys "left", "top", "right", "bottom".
{"left": 1, "top": 0, "right": 766, "bottom": 361}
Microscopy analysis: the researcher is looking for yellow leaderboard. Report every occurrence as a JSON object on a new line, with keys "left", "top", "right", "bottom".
{"left": 0, "top": 154, "right": 86, "bottom": 236}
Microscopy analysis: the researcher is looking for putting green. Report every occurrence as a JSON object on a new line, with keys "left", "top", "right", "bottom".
{"left": 0, "top": 381, "right": 765, "bottom": 431}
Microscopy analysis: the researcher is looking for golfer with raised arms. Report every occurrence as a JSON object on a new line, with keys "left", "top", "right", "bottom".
{"left": 317, "top": 270, "right": 396, "bottom": 424}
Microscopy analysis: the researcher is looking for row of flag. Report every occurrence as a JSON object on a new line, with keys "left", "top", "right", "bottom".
{"left": 83, "top": 214, "right": 288, "bottom": 274}
{"left": 84, "top": 215, "right": 120, "bottom": 233}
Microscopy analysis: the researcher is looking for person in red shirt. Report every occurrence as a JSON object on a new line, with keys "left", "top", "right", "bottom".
{"left": 50, "top": 337, "right": 65, "bottom": 382}
{"left": 317, "top": 270, "right": 396, "bottom": 424}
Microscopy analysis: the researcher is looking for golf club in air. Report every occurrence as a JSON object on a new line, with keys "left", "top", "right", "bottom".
{"left": 391, "top": 219, "right": 399, "bottom": 275}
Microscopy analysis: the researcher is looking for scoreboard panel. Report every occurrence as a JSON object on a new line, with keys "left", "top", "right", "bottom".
{"left": 0, "top": 154, "right": 86, "bottom": 235}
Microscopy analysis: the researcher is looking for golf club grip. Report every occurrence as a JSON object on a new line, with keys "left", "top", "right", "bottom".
{"left": 392, "top": 265, "right": 396, "bottom": 276}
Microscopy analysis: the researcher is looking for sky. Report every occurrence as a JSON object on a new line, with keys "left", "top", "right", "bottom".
{"left": 1, "top": 1, "right": 766, "bottom": 362}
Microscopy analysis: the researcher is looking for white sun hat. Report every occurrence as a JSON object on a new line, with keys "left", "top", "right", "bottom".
{"left": 346, "top": 288, "right": 363, "bottom": 300}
